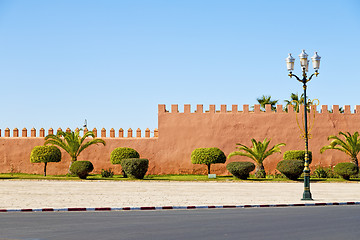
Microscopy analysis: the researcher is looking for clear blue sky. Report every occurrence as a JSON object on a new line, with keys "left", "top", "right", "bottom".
{"left": 0, "top": 0, "right": 359, "bottom": 134}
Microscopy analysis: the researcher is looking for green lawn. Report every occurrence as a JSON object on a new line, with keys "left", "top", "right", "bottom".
{"left": 0, "top": 173, "right": 359, "bottom": 182}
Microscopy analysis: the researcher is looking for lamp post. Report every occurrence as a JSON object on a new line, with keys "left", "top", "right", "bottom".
{"left": 286, "top": 50, "right": 321, "bottom": 200}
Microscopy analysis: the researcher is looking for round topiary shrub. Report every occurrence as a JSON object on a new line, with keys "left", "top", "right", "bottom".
{"left": 30, "top": 146, "right": 61, "bottom": 176}
{"left": 70, "top": 161, "right": 94, "bottom": 179}
{"left": 191, "top": 147, "right": 226, "bottom": 174}
{"left": 283, "top": 150, "right": 312, "bottom": 164}
{"left": 121, "top": 158, "right": 149, "bottom": 179}
{"left": 110, "top": 147, "right": 140, "bottom": 177}
{"left": 276, "top": 160, "right": 304, "bottom": 180}
{"left": 334, "top": 162, "right": 358, "bottom": 180}
{"left": 110, "top": 147, "right": 140, "bottom": 164}
{"left": 226, "top": 162, "right": 255, "bottom": 180}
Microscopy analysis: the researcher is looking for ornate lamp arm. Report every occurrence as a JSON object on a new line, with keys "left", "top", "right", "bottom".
{"left": 288, "top": 72, "right": 301, "bottom": 82}
{"left": 289, "top": 70, "right": 319, "bottom": 83}
{"left": 308, "top": 71, "right": 319, "bottom": 82}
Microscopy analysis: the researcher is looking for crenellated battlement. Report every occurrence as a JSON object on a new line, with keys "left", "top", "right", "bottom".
{"left": 158, "top": 104, "right": 360, "bottom": 114}
{"left": 4, "top": 103, "right": 360, "bottom": 176}
{"left": 0, "top": 127, "right": 158, "bottom": 138}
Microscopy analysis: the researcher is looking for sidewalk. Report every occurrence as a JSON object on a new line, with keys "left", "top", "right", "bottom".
{"left": 1, "top": 180, "right": 360, "bottom": 210}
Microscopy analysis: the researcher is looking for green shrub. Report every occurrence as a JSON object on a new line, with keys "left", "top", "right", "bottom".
{"left": 313, "top": 166, "right": 329, "bottom": 178}
{"left": 191, "top": 148, "right": 226, "bottom": 174}
{"left": 271, "top": 170, "right": 286, "bottom": 179}
{"left": 326, "top": 167, "right": 337, "bottom": 178}
{"left": 334, "top": 162, "right": 358, "bottom": 180}
{"left": 110, "top": 147, "right": 140, "bottom": 177}
{"left": 226, "top": 162, "right": 255, "bottom": 180}
{"left": 70, "top": 161, "right": 94, "bottom": 179}
{"left": 313, "top": 166, "right": 337, "bottom": 178}
{"left": 110, "top": 147, "right": 140, "bottom": 164}
{"left": 121, "top": 158, "right": 149, "bottom": 179}
{"left": 283, "top": 150, "right": 312, "bottom": 164}
{"left": 255, "top": 169, "right": 266, "bottom": 179}
{"left": 276, "top": 160, "right": 304, "bottom": 180}
{"left": 30, "top": 146, "right": 61, "bottom": 176}
{"left": 101, "top": 168, "right": 114, "bottom": 178}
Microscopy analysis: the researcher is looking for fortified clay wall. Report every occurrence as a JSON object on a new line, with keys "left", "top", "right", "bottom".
{"left": 1, "top": 104, "right": 360, "bottom": 175}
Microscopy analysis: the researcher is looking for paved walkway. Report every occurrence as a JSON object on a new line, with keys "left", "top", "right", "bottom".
{"left": 0, "top": 180, "right": 360, "bottom": 209}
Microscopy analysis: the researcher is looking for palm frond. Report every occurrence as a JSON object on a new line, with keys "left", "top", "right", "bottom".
{"left": 80, "top": 131, "right": 95, "bottom": 144}
{"left": 229, "top": 138, "right": 285, "bottom": 165}
{"left": 227, "top": 151, "right": 256, "bottom": 161}
{"left": 44, "top": 139, "right": 71, "bottom": 155}
{"left": 321, "top": 132, "right": 360, "bottom": 161}
{"left": 44, "top": 129, "right": 106, "bottom": 166}
{"left": 77, "top": 139, "right": 106, "bottom": 156}
{"left": 263, "top": 143, "right": 286, "bottom": 159}
{"left": 236, "top": 145, "right": 258, "bottom": 160}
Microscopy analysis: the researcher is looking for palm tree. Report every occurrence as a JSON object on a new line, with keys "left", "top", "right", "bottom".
{"left": 255, "top": 95, "right": 278, "bottom": 111}
{"left": 44, "top": 129, "right": 106, "bottom": 172}
{"left": 228, "top": 138, "right": 286, "bottom": 178}
{"left": 284, "top": 93, "right": 304, "bottom": 112}
{"left": 328, "top": 107, "right": 344, "bottom": 113}
{"left": 320, "top": 131, "right": 360, "bottom": 169}
{"left": 284, "top": 93, "right": 312, "bottom": 112}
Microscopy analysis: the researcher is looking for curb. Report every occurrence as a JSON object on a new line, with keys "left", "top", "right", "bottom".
{"left": 1, "top": 202, "right": 360, "bottom": 213}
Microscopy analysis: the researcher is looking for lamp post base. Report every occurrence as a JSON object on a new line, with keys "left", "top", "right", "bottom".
{"left": 301, "top": 191, "right": 313, "bottom": 201}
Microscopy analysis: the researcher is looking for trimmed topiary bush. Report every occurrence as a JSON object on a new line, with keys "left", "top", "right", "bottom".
{"left": 110, "top": 147, "right": 140, "bottom": 177}
{"left": 121, "top": 158, "right": 149, "bottom": 179}
{"left": 110, "top": 147, "right": 140, "bottom": 164}
{"left": 30, "top": 146, "right": 61, "bottom": 176}
{"left": 70, "top": 161, "right": 94, "bottom": 179}
{"left": 226, "top": 162, "right": 255, "bottom": 180}
{"left": 283, "top": 150, "right": 312, "bottom": 164}
{"left": 276, "top": 160, "right": 304, "bottom": 180}
{"left": 191, "top": 147, "right": 226, "bottom": 174}
{"left": 334, "top": 162, "right": 358, "bottom": 180}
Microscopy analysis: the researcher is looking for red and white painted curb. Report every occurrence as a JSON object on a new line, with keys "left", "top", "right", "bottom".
{"left": 0, "top": 202, "right": 359, "bottom": 213}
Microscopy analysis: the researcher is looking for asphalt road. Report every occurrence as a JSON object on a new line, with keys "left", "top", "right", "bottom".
{"left": 0, "top": 206, "right": 359, "bottom": 240}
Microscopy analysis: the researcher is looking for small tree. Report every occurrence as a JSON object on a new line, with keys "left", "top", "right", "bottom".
{"left": 320, "top": 131, "right": 360, "bottom": 170}
{"left": 284, "top": 92, "right": 313, "bottom": 112}
{"left": 256, "top": 95, "right": 278, "bottom": 111}
{"left": 191, "top": 148, "right": 226, "bottom": 174}
{"left": 110, "top": 147, "right": 140, "bottom": 164}
{"left": 30, "top": 146, "right": 61, "bottom": 176}
{"left": 228, "top": 138, "right": 285, "bottom": 178}
{"left": 44, "top": 129, "right": 106, "bottom": 173}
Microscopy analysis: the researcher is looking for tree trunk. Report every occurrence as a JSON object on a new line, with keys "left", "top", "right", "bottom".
{"left": 122, "top": 170, "right": 128, "bottom": 178}
{"left": 351, "top": 156, "right": 359, "bottom": 174}
{"left": 255, "top": 163, "right": 266, "bottom": 178}
{"left": 351, "top": 157, "right": 358, "bottom": 168}
{"left": 68, "top": 157, "right": 77, "bottom": 174}
{"left": 207, "top": 164, "right": 211, "bottom": 175}
{"left": 43, "top": 162, "right": 47, "bottom": 176}
{"left": 68, "top": 161, "right": 73, "bottom": 174}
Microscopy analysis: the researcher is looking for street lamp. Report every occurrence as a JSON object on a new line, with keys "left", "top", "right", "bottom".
{"left": 286, "top": 50, "right": 321, "bottom": 200}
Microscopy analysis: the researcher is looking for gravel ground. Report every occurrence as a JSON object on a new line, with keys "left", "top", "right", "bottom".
{"left": 0, "top": 180, "right": 359, "bottom": 209}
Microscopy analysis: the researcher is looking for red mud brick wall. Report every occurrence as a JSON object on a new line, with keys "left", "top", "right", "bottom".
{"left": 1, "top": 104, "right": 360, "bottom": 175}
